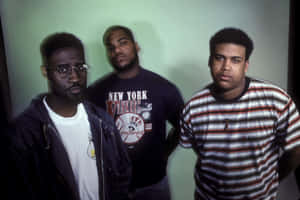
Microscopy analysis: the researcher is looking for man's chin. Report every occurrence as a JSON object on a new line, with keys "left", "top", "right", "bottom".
{"left": 112, "top": 64, "right": 131, "bottom": 72}
{"left": 68, "top": 93, "right": 84, "bottom": 104}
{"left": 111, "top": 59, "right": 138, "bottom": 72}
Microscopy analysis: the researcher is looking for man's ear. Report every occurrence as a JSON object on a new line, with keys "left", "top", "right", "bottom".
{"left": 41, "top": 66, "right": 48, "bottom": 78}
{"left": 244, "top": 60, "right": 249, "bottom": 73}
{"left": 208, "top": 55, "right": 212, "bottom": 67}
{"left": 135, "top": 42, "right": 140, "bottom": 52}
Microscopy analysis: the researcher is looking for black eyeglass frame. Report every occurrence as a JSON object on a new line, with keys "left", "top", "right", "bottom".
{"left": 46, "top": 63, "right": 89, "bottom": 77}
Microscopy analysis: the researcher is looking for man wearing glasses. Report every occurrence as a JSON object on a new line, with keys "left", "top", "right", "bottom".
{"left": 5, "top": 32, "right": 131, "bottom": 200}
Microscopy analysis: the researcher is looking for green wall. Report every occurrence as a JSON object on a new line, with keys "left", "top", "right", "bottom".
{"left": 1, "top": 0, "right": 297, "bottom": 199}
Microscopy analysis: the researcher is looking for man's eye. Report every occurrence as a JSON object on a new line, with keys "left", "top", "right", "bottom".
{"left": 119, "top": 40, "right": 129, "bottom": 46}
{"left": 232, "top": 58, "right": 242, "bottom": 64}
{"left": 56, "top": 64, "right": 70, "bottom": 73}
{"left": 214, "top": 55, "right": 223, "bottom": 61}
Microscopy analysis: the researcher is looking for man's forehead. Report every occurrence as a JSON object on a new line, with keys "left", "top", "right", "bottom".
{"left": 49, "top": 47, "right": 84, "bottom": 63}
{"left": 215, "top": 42, "right": 246, "bottom": 49}
{"left": 215, "top": 43, "right": 246, "bottom": 53}
{"left": 105, "top": 30, "right": 131, "bottom": 43}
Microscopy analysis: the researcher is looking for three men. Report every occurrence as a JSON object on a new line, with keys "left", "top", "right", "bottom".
{"left": 7, "top": 26, "right": 299, "bottom": 200}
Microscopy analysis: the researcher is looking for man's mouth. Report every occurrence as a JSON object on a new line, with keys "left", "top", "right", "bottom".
{"left": 219, "top": 74, "right": 231, "bottom": 81}
{"left": 69, "top": 85, "right": 82, "bottom": 94}
{"left": 114, "top": 53, "right": 126, "bottom": 60}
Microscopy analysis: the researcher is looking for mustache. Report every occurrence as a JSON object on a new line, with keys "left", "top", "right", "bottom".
{"left": 113, "top": 53, "right": 126, "bottom": 59}
{"left": 66, "top": 83, "right": 85, "bottom": 90}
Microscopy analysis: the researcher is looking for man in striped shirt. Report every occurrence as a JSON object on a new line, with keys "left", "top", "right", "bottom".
{"left": 180, "top": 27, "right": 300, "bottom": 200}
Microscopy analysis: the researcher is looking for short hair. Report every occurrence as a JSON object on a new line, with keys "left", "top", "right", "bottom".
{"left": 40, "top": 32, "right": 84, "bottom": 65}
{"left": 103, "top": 25, "right": 135, "bottom": 46}
{"left": 209, "top": 27, "right": 254, "bottom": 61}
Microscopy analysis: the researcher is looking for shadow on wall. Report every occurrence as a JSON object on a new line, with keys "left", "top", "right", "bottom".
{"left": 167, "top": 60, "right": 210, "bottom": 200}
{"left": 168, "top": 60, "right": 211, "bottom": 100}
{"left": 85, "top": 36, "right": 113, "bottom": 85}
{"left": 128, "top": 21, "right": 164, "bottom": 73}
{"left": 116, "top": 21, "right": 211, "bottom": 100}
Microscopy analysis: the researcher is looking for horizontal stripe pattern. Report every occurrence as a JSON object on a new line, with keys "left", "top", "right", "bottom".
{"left": 180, "top": 78, "right": 300, "bottom": 200}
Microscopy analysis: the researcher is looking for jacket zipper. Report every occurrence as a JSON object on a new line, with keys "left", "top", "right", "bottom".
{"left": 43, "top": 113, "right": 107, "bottom": 199}
{"left": 99, "top": 119, "right": 106, "bottom": 200}
{"left": 42, "top": 124, "right": 51, "bottom": 150}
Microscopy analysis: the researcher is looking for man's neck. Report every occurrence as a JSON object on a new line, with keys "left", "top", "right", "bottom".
{"left": 116, "top": 64, "right": 140, "bottom": 79}
{"left": 213, "top": 78, "right": 247, "bottom": 101}
{"left": 45, "top": 95, "right": 79, "bottom": 117}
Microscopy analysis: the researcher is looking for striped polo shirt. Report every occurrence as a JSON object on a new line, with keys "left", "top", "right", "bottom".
{"left": 180, "top": 77, "right": 300, "bottom": 200}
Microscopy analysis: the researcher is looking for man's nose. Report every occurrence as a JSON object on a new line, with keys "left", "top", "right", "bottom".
{"left": 222, "top": 59, "right": 231, "bottom": 70}
{"left": 113, "top": 45, "right": 122, "bottom": 54}
{"left": 68, "top": 66, "right": 81, "bottom": 82}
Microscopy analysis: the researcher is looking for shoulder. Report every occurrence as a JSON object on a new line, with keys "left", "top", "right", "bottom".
{"left": 87, "top": 72, "right": 115, "bottom": 91}
{"left": 246, "top": 77, "right": 296, "bottom": 115}
{"left": 83, "top": 101, "right": 115, "bottom": 128}
{"left": 185, "top": 84, "right": 212, "bottom": 107}
{"left": 249, "top": 78, "right": 287, "bottom": 92}
{"left": 86, "top": 72, "right": 115, "bottom": 102}
{"left": 141, "top": 68, "right": 182, "bottom": 99}
{"left": 12, "top": 96, "right": 47, "bottom": 131}
{"left": 248, "top": 77, "right": 290, "bottom": 101}
{"left": 142, "top": 68, "right": 177, "bottom": 87}
{"left": 7, "top": 105, "right": 45, "bottom": 150}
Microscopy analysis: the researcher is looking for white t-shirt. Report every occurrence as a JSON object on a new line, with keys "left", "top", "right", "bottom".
{"left": 43, "top": 98, "right": 99, "bottom": 200}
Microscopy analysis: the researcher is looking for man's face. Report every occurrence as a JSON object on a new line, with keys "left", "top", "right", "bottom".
{"left": 105, "top": 29, "right": 139, "bottom": 72}
{"left": 45, "top": 47, "right": 87, "bottom": 103}
{"left": 210, "top": 43, "right": 249, "bottom": 99}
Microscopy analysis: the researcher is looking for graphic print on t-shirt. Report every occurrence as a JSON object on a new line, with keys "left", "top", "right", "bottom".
{"left": 87, "top": 131, "right": 96, "bottom": 159}
{"left": 106, "top": 90, "right": 152, "bottom": 145}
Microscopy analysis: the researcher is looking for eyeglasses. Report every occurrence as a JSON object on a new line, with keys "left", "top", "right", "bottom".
{"left": 47, "top": 63, "right": 89, "bottom": 77}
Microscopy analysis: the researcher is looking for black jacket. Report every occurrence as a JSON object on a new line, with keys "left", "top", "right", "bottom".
{"left": 5, "top": 95, "right": 131, "bottom": 200}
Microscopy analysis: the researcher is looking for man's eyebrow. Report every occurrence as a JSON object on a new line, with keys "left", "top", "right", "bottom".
{"left": 214, "top": 53, "right": 224, "bottom": 57}
{"left": 214, "top": 53, "right": 243, "bottom": 59}
{"left": 118, "top": 37, "right": 130, "bottom": 42}
{"left": 105, "top": 37, "right": 130, "bottom": 46}
{"left": 231, "top": 56, "right": 243, "bottom": 59}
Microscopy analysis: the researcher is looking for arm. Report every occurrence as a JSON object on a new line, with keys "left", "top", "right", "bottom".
{"left": 165, "top": 127, "right": 180, "bottom": 158}
{"left": 278, "top": 146, "right": 300, "bottom": 182}
{"left": 295, "top": 165, "right": 300, "bottom": 191}
{"left": 164, "top": 84, "right": 184, "bottom": 159}
{"left": 276, "top": 98, "right": 300, "bottom": 182}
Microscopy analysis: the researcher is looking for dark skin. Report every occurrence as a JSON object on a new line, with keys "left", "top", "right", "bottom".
{"left": 41, "top": 47, "right": 87, "bottom": 117}
{"left": 45, "top": 94, "right": 78, "bottom": 117}
{"left": 209, "top": 43, "right": 248, "bottom": 100}
{"left": 278, "top": 147, "right": 300, "bottom": 182}
{"left": 164, "top": 127, "right": 180, "bottom": 159}
{"left": 105, "top": 29, "right": 140, "bottom": 79}
{"left": 104, "top": 29, "right": 180, "bottom": 159}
